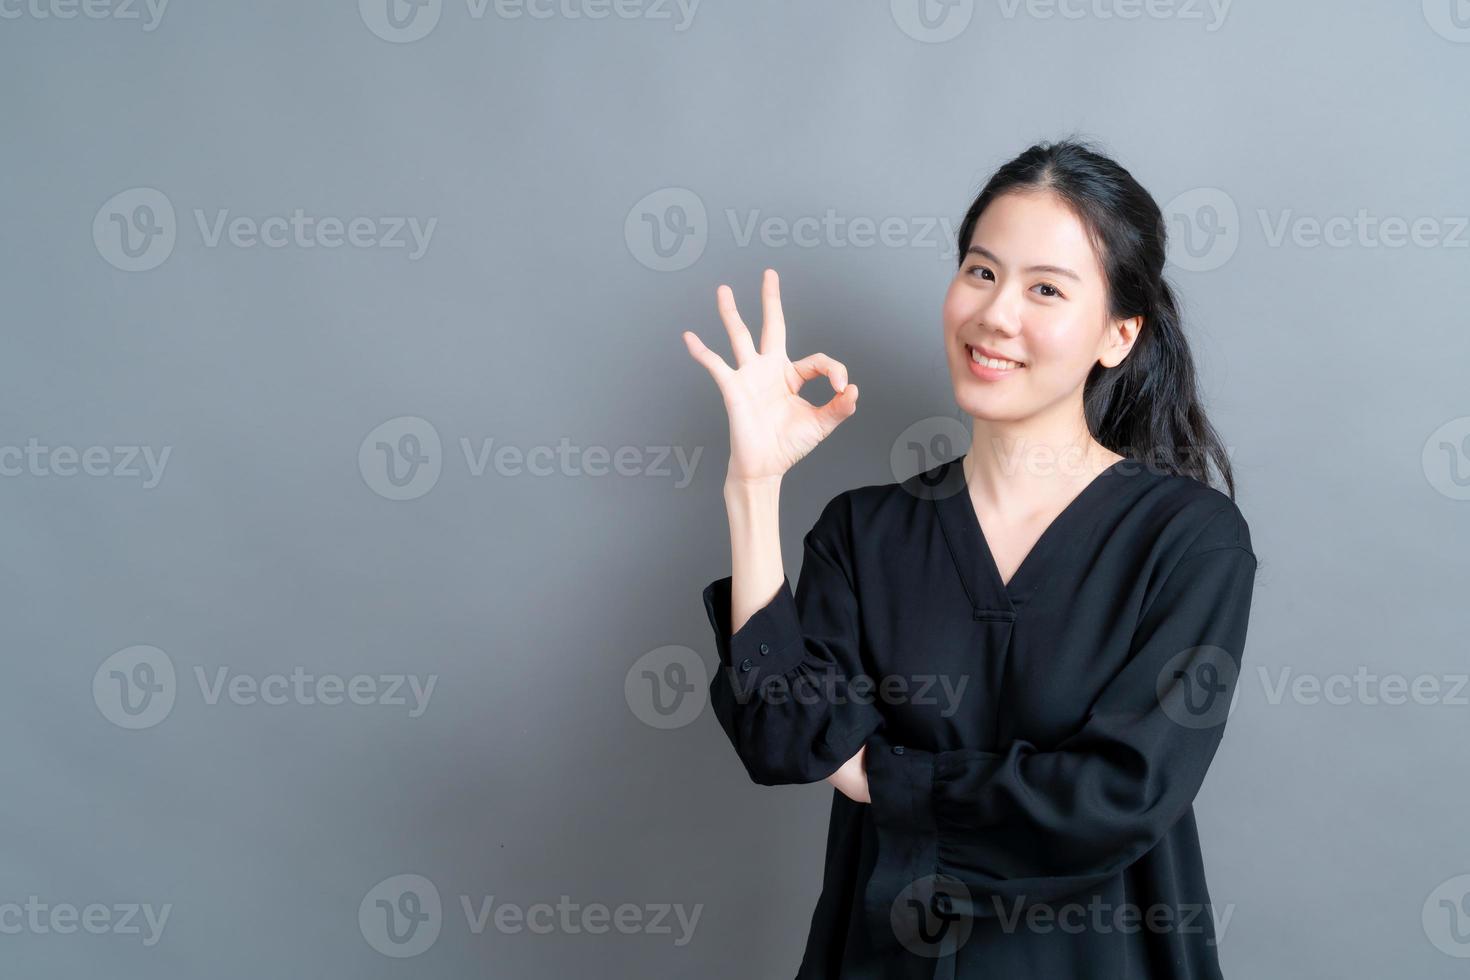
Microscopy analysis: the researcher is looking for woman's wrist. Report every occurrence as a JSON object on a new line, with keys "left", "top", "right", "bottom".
{"left": 723, "top": 473, "right": 783, "bottom": 500}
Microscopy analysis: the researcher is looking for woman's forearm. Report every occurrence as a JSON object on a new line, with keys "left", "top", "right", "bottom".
{"left": 724, "top": 476, "right": 785, "bottom": 634}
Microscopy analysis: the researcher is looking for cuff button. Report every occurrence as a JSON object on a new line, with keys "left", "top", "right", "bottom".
{"left": 892, "top": 745, "right": 905, "bottom": 755}
{"left": 739, "top": 657, "right": 753, "bottom": 672}
{"left": 758, "top": 642, "right": 769, "bottom": 655}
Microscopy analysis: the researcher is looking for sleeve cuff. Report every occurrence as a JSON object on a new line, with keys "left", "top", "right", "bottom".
{"left": 702, "top": 575, "right": 817, "bottom": 701}
{"left": 862, "top": 731, "right": 939, "bottom": 948}
{"left": 863, "top": 734, "right": 1014, "bottom": 945}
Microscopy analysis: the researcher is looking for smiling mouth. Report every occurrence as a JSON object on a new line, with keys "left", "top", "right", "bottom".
{"left": 966, "top": 345, "right": 1025, "bottom": 370}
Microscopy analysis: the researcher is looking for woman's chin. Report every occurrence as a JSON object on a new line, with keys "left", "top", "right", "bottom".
{"left": 950, "top": 382, "right": 1026, "bottom": 422}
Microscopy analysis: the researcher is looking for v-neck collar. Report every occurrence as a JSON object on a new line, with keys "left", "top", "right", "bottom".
{"left": 926, "top": 453, "right": 1136, "bottom": 617}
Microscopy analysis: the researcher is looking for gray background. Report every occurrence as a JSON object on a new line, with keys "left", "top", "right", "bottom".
{"left": 4, "top": 0, "right": 1469, "bottom": 976}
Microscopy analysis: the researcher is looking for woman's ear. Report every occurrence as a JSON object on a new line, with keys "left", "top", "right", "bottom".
{"left": 1098, "top": 315, "right": 1143, "bottom": 369}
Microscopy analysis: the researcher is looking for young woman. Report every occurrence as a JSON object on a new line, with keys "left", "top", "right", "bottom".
{"left": 681, "top": 139, "right": 1259, "bottom": 979}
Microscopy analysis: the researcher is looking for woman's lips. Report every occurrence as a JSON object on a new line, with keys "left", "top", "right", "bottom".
{"left": 966, "top": 344, "right": 1025, "bottom": 381}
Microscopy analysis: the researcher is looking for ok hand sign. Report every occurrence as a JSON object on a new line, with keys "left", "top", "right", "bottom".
{"left": 682, "top": 269, "right": 860, "bottom": 485}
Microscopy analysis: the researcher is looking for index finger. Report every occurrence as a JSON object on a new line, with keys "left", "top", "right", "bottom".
{"left": 760, "top": 268, "right": 786, "bottom": 356}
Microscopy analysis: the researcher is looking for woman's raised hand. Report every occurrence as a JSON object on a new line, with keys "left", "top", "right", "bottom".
{"left": 682, "top": 269, "right": 859, "bottom": 485}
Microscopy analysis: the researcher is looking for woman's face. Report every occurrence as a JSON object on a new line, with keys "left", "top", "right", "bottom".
{"left": 943, "top": 188, "right": 1139, "bottom": 426}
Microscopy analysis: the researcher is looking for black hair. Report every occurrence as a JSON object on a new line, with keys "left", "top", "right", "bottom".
{"left": 955, "top": 136, "right": 1237, "bottom": 498}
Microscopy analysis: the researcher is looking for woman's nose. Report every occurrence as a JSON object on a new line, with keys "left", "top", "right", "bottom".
{"left": 975, "top": 288, "right": 1023, "bottom": 336}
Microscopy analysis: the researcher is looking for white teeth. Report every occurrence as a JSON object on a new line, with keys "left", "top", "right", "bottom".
{"left": 969, "top": 346, "right": 1023, "bottom": 370}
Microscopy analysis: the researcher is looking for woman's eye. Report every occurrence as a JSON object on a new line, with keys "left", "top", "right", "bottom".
{"left": 970, "top": 265, "right": 1064, "bottom": 296}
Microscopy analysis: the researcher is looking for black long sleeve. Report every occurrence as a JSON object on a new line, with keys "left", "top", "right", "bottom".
{"left": 702, "top": 493, "right": 885, "bottom": 786}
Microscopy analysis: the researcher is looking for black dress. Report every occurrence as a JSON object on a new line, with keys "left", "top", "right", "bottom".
{"left": 700, "top": 453, "right": 1259, "bottom": 979}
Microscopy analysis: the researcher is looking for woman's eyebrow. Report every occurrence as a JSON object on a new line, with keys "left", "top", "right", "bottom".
{"left": 965, "top": 245, "right": 1081, "bottom": 281}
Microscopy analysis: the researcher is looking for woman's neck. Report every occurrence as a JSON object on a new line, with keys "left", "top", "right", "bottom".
{"left": 963, "top": 420, "right": 1123, "bottom": 518}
